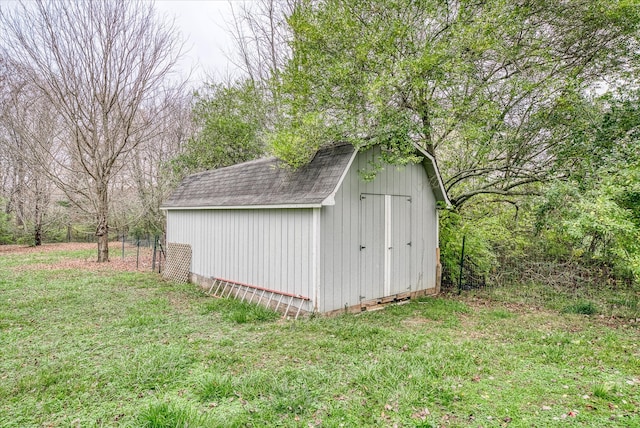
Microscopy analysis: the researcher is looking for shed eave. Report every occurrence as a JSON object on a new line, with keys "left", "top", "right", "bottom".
{"left": 319, "top": 147, "right": 359, "bottom": 207}
{"left": 160, "top": 203, "right": 322, "bottom": 211}
{"left": 411, "top": 142, "right": 452, "bottom": 208}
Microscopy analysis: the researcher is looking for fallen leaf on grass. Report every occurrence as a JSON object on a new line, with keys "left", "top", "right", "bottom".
{"left": 411, "top": 408, "right": 430, "bottom": 420}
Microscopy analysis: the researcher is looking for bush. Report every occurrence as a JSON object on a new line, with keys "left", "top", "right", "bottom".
{"left": 562, "top": 300, "right": 599, "bottom": 315}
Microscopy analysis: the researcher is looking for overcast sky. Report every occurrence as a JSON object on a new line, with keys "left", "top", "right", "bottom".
{"left": 154, "top": 0, "right": 249, "bottom": 86}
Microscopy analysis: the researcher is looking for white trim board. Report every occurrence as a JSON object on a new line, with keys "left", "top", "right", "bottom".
{"left": 161, "top": 203, "right": 322, "bottom": 211}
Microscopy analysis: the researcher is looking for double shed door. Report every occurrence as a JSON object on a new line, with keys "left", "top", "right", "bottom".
{"left": 359, "top": 193, "right": 412, "bottom": 301}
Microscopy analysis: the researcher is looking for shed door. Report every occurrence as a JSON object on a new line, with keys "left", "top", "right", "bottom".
{"left": 359, "top": 194, "right": 412, "bottom": 301}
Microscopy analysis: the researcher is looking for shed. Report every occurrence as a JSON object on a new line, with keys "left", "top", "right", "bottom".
{"left": 161, "top": 143, "right": 449, "bottom": 315}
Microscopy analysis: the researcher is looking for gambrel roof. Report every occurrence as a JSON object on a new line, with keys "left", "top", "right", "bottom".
{"left": 162, "top": 143, "right": 449, "bottom": 210}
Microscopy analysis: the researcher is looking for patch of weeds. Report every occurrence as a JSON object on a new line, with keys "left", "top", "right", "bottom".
{"left": 234, "top": 370, "right": 281, "bottom": 400}
{"left": 206, "top": 349, "right": 243, "bottom": 366}
{"left": 200, "top": 298, "right": 235, "bottom": 314}
{"left": 202, "top": 298, "right": 279, "bottom": 324}
{"left": 479, "top": 281, "right": 640, "bottom": 319}
{"left": 226, "top": 301, "right": 279, "bottom": 324}
{"left": 268, "top": 371, "right": 319, "bottom": 416}
{"left": 328, "top": 318, "right": 387, "bottom": 341}
{"left": 122, "top": 313, "right": 162, "bottom": 328}
{"left": 218, "top": 338, "right": 234, "bottom": 347}
{"left": 137, "top": 401, "right": 213, "bottom": 428}
{"left": 415, "top": 297, "right": 470, "bottom": 326}
{"left": 486, "top": 308, "right": 512, "bottom": 319}
{"left": 563, "top": 300, "right": 599, "bottom": 315}
{"left": 541, "top": 345, "right": 566, "bottom": 364}
{"left": 608, "top": 295, "right": 638, "bottom": 312}
{"left": 110, "top": 345, "right": 194, "bottom": 392}
{"left": 592, "top": 383, "right": 616, "bottom": 400}
{"left": 196, "top": 372, "right": 235, "bottom": 401}
{"left": 13, "top": 359, "right": 77, "bottom": 399}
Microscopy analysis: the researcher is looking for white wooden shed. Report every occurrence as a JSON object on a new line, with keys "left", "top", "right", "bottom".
{"left": 161, "top": 143, "right": 449, "bottom": 316}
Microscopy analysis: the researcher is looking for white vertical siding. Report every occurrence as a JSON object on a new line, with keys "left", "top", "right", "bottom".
{"left": 320, "top": 147, "right": 438, "bottom": 312}
{"left": 166, "top": 208, "right": 315, "bottom": 299}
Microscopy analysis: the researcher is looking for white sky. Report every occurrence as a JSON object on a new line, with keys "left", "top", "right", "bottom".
{"left": 154, "top": 0, "right": 250, "bottom": 86}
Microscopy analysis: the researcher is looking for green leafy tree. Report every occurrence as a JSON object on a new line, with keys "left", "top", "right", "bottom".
{"left": 171, "top": 80, "right": 266, "bottom": 177}
{"left": 271, "top": 0, "right": 640, "bottom": 207}
{"left": 535, "top": 91, "right": 640, "bottom": 279}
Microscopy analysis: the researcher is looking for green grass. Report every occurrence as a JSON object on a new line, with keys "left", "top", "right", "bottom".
{"left": 0, "top": 246, "right": 639, "bottom": 427}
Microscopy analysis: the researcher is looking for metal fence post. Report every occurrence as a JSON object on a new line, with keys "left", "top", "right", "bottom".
{"left": 152, "top": 235, "right": 157, "bottom": 272}
{"left": 458, "top": 235, "right": 466, "bottom": 295}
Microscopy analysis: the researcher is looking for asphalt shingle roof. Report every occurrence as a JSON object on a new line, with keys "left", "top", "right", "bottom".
{"left": 162, "top": 143, "right": 356, "bottom": 208}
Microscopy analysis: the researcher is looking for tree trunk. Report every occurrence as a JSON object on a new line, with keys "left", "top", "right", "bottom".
{"left": 34, "top": 198, "right": 42, "bottom": 246}
{"left": 96, "top": 182, "right": 109, "bottom": 262}
{"left": 96, "top": 217, "right": 109, "bottom": 262}
{"left": 34, "top": 223, "right": 42, "bottom": 246}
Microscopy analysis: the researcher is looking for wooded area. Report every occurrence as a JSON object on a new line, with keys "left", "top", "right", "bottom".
{"left": 1, "top": 0, "right": 639, "bottom": 285}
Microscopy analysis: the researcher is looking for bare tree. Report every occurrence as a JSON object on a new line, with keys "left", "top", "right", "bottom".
{"left": 112, "top": 92, "right": 193, "bottom": 236}
{"left": 1, "top": 0, "right": 183, "bottom": 260}
{"left": 227, "top": 0, "right": 296, "bottom": 86}
{"left": 0, "top": 76, "right": 58, "bottom": 245}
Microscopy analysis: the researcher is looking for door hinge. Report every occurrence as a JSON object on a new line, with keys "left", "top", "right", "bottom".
{"left": 360, "top": 194, "right": 366, "bottom": 200}
{"left": 360, "top": 245, "right": 366, "bottom": 250}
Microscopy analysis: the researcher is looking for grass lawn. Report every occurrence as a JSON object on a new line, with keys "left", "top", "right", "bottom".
{"left": 0, "top": 245, "right": 638, "bottom": 427}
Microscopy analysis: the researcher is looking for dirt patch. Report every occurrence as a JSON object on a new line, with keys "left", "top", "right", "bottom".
{"left": 0, "top": 242, "right": 96, "bottom": 254}
{"left": 3, "top": 242, "right": 157, "bottom": 272}
{"left": 17, "top": 255, "right": 155, "bottom": 272}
